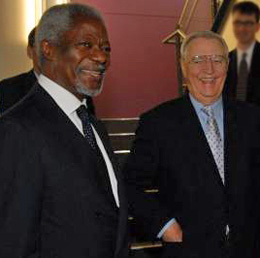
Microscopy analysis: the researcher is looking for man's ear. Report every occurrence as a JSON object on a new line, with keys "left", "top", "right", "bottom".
{"left": 41, "top": 40, "right": 57, "bottom": 61}
{"left": 225, "top": 59, "right": 229, "bottom": 72}
{"left": 27, "top": 45, "right": 33, "bottom": 60}
{"left": 181, "top": 59, "right": 187, "bottom": 78}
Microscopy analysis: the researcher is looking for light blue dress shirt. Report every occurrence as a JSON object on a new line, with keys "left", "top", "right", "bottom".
{"left": 157, "top": 94, "right": 224, "bottom": 238}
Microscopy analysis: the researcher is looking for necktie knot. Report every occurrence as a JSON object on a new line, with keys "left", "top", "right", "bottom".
{"left": 242, "top": 52, "right": 247, "bottom": 60}
{"left": 76, "top": 105, "right": 89, "bottom": 123}
{"left": 201, "top": 106, "right": 214, "bottom": 118}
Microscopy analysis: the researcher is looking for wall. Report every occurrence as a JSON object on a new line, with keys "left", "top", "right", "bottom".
{"left": 73, "top": 0, "right": 212, "bottom": 118}
{"left": 0, "top": 0, "right": 212, "bottom": 118}
{"left": 0, "top": 0, "right": 34, "bottom": 80}
{"left": 0, "top": 0, "right": 69, "bottom": 81}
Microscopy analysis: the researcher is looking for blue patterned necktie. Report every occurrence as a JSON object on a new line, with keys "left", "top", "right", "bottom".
{"left": 202, "top": 106, "right": 229, "bottom": 235}
{"left": 76, "top": 105, "right": 97, "bottom": 150}
{"left": 201, "top": 106, "right": 225, "bottom": 184}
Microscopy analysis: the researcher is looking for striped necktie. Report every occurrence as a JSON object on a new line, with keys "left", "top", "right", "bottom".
{"left": 237, "top": 52, "right": 248, "bottom": 101}
{"left": 201, "top": 106, "right": 225, "bottom": 184}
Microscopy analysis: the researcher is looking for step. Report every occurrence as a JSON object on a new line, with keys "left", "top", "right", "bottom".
{"left": 101, "top": 118, "right": 139, "bottom": 134}
{"left": 110, "top": 133, "right": 135, "bottom": 151}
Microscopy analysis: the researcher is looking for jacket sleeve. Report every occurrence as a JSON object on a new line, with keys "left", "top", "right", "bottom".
{"left": 0, "top": 120, "right": 43, "bottom": 257}
{"left": 123, "top": 112, "right": 172, "bottom": 240}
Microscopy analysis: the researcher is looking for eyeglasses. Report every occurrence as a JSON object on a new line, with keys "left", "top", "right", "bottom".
{"left": 188, "top": 55, "right": 228, "bottom": 67}
{"left": 233, "top": 20, "right": 257, "bottom": 28}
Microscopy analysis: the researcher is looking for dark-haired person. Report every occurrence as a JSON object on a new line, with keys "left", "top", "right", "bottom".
{"left": 0, "top": 27, "right": 39, "bottom": 114}
{"left": 224, "top": 1, "right": 260, "bottom": 104}
{"left": 0, "top": 3, "right": 127, "bottom": 258}
{"left": 0, "top": 27, "right": 96, "bottom": 115}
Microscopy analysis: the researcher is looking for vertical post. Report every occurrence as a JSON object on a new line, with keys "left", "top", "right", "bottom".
{"left": 211, "top": 0, "right": 223, "bottom": 21}
{"left": 174, "top": 34, "right": 184, "bottom": 96}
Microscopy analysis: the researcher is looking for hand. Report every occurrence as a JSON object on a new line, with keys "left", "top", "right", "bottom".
{"left": 162, "top": 221, "right": 183, "bottom": 243}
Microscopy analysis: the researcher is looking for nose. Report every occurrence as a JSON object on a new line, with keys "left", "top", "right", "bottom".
{"left": 91, "top": 47, "right": 110, "bottom": 68}
{"left": 203, "top": 59, "right": 214, "bottom": 74}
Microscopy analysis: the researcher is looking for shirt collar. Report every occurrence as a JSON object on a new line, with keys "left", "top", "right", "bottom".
{"left": 38, "top": 74, "right": 86, "bottom": 116}
{"left": 237, "top": 41, "right": 256, "bottom": 57}
{"left": 189, "top": 93, "right": 223, "bottom": 118}
{"left": 33, "top": 70, "right": 40, "bottom": 80}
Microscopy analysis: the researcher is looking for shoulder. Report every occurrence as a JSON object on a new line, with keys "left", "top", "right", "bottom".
{"left": 140, "top": 97, "right": 188, "bottom": 123}
{"left": 0, "top": 71, "right": 32, "bottom": 86}
{"left": 227, "top": 100, "right": 260, "bottom": 122}
{"left": 0, "top": 71, "right": 35, "bottom": 95}
{"left": 253, "top": 41, "right": 260, "bottom": 54}
{"left": 0, "top": 85, "right": 40, "bottom": 126}
{"left": 228, "top": 49, "right": 236, "bottom": 60}
{"left": 232, "top": 100, "right": 260, "bottom": 111}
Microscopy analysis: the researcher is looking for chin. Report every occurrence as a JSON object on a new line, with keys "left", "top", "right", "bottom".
{"left": 76, "top": 83, "right": 104, "bottom": 97}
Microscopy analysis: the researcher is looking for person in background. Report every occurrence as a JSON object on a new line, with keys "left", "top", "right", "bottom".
{"left": 224, "top": 1, "right": 260, "bottom": 105}
{"left": 0, "top": 27, "right": 39, "bottom": 114}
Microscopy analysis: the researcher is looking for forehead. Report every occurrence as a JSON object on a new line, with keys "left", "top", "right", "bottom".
{"left": 186, "top": 38, "right": 224, "bottom": 57}
{"left": 63, "top": 17, "right": 109, "bottom": 42}
{"left": 233, "top": 11, "right": 257, "bottom": 21}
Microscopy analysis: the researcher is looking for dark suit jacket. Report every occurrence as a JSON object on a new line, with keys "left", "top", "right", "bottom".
{"left": 124, "top": 96, "right": 260, "bottom": 258}
{"left": 0, "top": 83, "right": 128, "bottom": 258}
{"left": 0, "top": 69, "right": 37, "bottom": 114}
{"left": 0, "top": 70, "right": 96, "bottom": 115}
{"left": 224, "top": 41, "right": 260, "bottom": 105}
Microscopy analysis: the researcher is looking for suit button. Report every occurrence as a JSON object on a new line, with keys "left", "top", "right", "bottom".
{"left": 95, "top": 211, "right": 102, "bottom": 218}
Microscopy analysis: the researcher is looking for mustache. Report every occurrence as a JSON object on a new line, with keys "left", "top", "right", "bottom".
{"left": 98, "top": 64, "right": 106, "bottom": 74}
{"left": 79, "top": 64, "right": 107, "bottom": 74}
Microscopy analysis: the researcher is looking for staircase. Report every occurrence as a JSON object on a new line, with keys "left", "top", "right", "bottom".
{"left": 101, "top": 118, "right": 163, "bottom": 258}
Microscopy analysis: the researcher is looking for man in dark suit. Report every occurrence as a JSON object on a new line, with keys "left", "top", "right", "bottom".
{"left": 0, "top": 4, "right": 128, "bottom": 258}
{"left": 0, "top": 27, "right": 95, "bottom": 115}
{"left": 0, "top": 27, "right": 39, "bottom": 114}
{"left": 225, "top": 1, "right": 260, "bottom": 105}
{"left": 124, "top": 31, "right": 260, "bottom": 257}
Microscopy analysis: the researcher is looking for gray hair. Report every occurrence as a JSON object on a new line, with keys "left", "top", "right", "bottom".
{"left": 180, "top": 31, "right": 229, "bottom": 61}
{"left": 36, "top": 3, "right": 104, "bottom": 66}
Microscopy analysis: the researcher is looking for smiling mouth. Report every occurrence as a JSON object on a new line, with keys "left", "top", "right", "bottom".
{"left": 80, "top": 70, "right": 106, "bottom": 77}
{"left": 200, "top": 78, "right": 215, "bottom": 83}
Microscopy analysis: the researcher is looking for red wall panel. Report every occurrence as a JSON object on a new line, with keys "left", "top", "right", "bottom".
{"left": 72, "top": 0, "right": 212, "bottom": 118}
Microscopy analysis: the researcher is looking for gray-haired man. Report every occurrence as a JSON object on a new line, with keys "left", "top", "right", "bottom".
{"left": 124, "top": 31, "right": 260, "bottom": 258}
{"left": 0, "top": 3, "right": 128, "bottom": 258}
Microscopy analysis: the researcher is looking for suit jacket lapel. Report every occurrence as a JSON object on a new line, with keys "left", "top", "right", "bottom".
{"left": 90, "top": 115, "right": 120, "bottom": 178}
{"left": 247, "top": 41, "right": 260, "bottom": 99}
{"left": 182, "top": 96, "right": 225, "bottom": 188}
{"left": 90, "top": 115, "right": 127, "bottom": 213}
{"left": 223, "top": 99, "right": 238, "bottom": 193}
{"left": 231, "top": 50, "right": 238, "bottom": 96}
{"left": 249, "top": 41, "right": 260, "bottom": 76}
{"left": 89, "top": 109, "right": 128, "bottom": 256}
{"left": 32, "top": 84, "right": 119, "bottom": 208}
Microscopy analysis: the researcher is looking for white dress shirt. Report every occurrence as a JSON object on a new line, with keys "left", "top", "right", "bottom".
{"left": 33, "top": 70, "right": 40, "bottom": 80}
{"left": 237, "top": 41, "right": 256, "bottom": 72}
{"left": 38, "top": 74, "right": 119, "bottom": 207}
